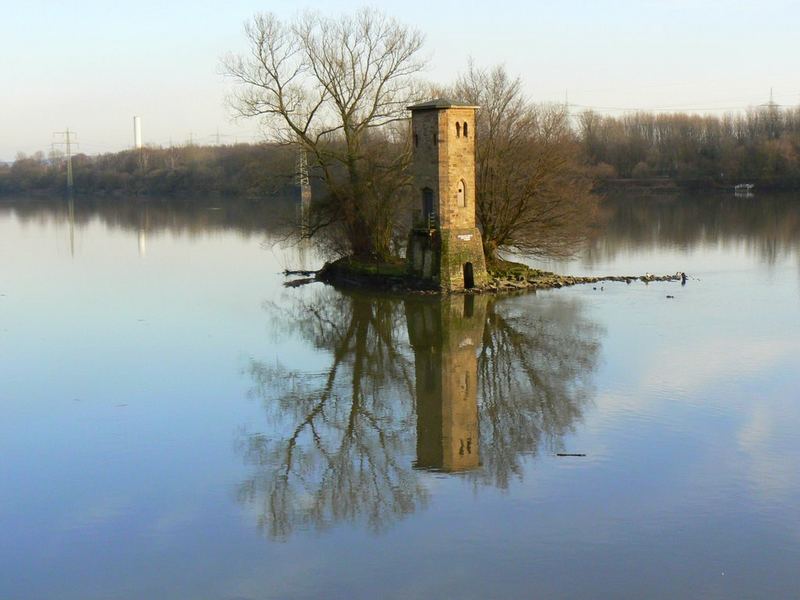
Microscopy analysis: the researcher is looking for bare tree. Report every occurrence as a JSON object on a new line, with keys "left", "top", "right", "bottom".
{"left": 222, "top": 9, "right": 426, "bottom": 260}
{"left": 453, "top": 63, "right": 599, "bottom": 263}
{"left": 577, "top": 106, "right": 800, "bottom": 186}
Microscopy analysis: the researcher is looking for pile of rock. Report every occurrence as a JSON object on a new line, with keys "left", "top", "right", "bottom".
{"left": 484, "top": 265, "right": 685, "bottom": 293}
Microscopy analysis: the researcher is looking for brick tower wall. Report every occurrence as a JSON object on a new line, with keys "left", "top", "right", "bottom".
{"left": 407, "top": 102, "right": 489, "bottom": 291}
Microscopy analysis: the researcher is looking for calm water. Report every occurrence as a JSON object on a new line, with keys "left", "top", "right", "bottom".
{"left": 2, "top": 193, "right": 800, "bottom": 599}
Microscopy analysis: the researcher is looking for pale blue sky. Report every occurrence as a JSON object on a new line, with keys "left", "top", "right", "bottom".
{"left": 2, "top": 0, "right": 798, "bottom": 161}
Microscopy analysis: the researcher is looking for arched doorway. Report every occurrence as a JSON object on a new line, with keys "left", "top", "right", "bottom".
{"left": 463, "top": 262, "right": 475, "bottom": 289}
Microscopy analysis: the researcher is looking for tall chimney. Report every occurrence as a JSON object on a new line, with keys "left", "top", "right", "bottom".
{"left": 133, "top": 116, "right": 142, "bottom": 149}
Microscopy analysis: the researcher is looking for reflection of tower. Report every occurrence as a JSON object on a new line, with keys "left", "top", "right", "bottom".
{"left": 138, "top": 229, "right": 147, "bottom": 257}
{"left": 295, "top": 231, "right": 311, "bottom": 271}
{"left": 406, "top": 294, "right": 488, "bottom": 472}
{"left": 295, "top": 147, "right": 312, "bottom": 270}
{"left": 67, "top": 196, "right": 75, "bottom": 258}
{"left": 137, "top": 206, "right": 148, "bottom": 257}
{"left": 406, "top": 100, "right": 489, "bottom": 291}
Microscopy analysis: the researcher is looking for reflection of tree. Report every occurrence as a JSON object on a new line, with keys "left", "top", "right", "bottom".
{"left": 240, "top": 288, "right": 422, "bottom": 539}
{"left": 0, "top": 195, "right": 299, "bottom": 239}
{"left": 584, "top": 193, "right": 800, "bottom": 266}
{"left": 8, "top": 193, "right": 800, "bottom": 266}
{"left": 242, "top": 289, "right": 603, "bottom": 538}
{"left": 477, "top": 297, "right": 602, "bottom": 488}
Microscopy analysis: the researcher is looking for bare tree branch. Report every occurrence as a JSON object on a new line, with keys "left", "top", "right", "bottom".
{"left": 222, "top": 9, "right": 426, "bottom": 259}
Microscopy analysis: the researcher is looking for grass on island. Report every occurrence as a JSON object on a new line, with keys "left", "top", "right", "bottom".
{"left": 487, "top": 259, "right": 551, "bottom": 281}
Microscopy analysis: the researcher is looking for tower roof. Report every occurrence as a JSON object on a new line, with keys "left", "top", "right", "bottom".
{"left": 407, "top": 98, "right": 479, "bottom": 111}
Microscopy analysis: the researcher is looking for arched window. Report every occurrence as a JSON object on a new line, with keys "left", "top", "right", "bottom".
{"left": 457, "top": 179, "right": 466, "bottom": 207}
{"left": 463, "top": 121, "right": 469, "bottom": 138}
{"left": 456, "top": 122, "right": 461, "bottom": 138}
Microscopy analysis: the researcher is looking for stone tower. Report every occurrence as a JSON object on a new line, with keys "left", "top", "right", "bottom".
{"left": 406, "top": 99, "right": 489, "bottom": 291}
{"left": 406, "top": 295, "right": 488, "bottom": 473}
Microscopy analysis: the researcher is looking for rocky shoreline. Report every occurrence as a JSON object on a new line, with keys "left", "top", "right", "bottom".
{"left": 287, "top": 258, "right": 687, "bottom": 294}
{"left": 484, "top": 267, "right": 686, "bottom": 293}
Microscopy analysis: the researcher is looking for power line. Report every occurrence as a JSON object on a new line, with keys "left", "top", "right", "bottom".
{"left": 52, "top": 128, "right": 78, "bottom": 190}
{"left": 209, "top": 129, "right": 237, "bottom": 145}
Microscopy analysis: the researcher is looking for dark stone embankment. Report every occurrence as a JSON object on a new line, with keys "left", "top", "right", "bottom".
{"left": 287, "top": 257, "right": 687, "bottom": 294}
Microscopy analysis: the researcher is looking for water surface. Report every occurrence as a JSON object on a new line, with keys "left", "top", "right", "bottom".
{"left": 2, "top": 193, "right": 800, "bottom": 599}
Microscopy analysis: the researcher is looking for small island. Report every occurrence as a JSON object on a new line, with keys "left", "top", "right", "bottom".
{"left": 302, "top": 99, "right": 683, "bottom": 295}
{"left": 313, "top": 255, "right": 683, "bottom": 293}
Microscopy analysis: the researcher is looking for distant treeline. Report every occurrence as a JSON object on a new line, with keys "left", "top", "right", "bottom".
{"left": 580, "top": 104, "right": 800, "bottom": 188}
{"left": 3, "top": 104, "right": 800, "bottom": 197}
{"left": 0, "top": 143, "right": 296, "bottom": 197}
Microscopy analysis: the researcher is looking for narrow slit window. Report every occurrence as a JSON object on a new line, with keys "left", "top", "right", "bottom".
{"left": 463, "top": 122, "right": 469, "bottom": 138}
{"left": 456, "top": 122, "right": 461, "bottom": 138}
{"left": 422, "top": 187, "right": 435, "bottom": 223}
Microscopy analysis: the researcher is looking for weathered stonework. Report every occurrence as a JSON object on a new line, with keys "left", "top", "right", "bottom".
{"left": 407, "top": 228, "right": 489, "bottom": 291}
{"left": 406, "top": 99, "right": 490, "bottom": 291}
